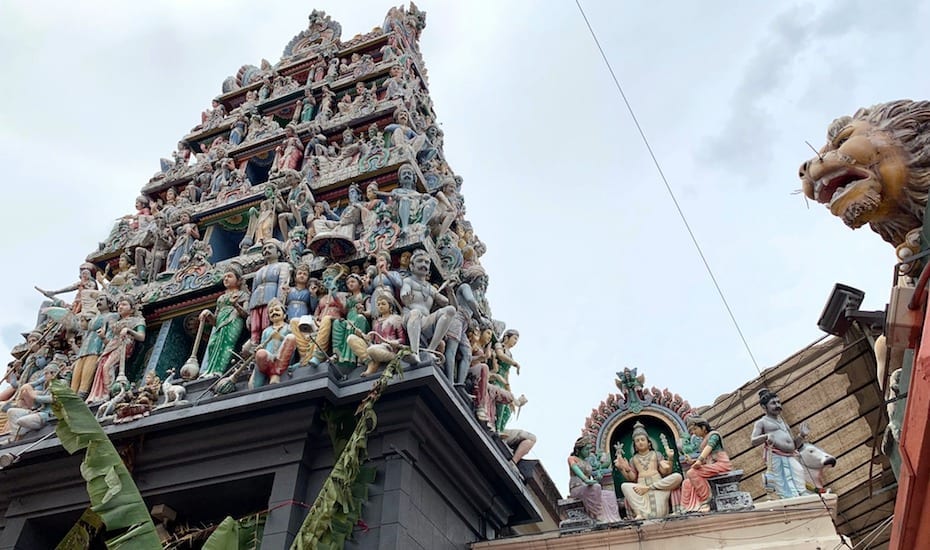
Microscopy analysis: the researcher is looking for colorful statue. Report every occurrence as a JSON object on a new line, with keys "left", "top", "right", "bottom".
{"left": 198, "top": 264, "right": 250, "bottom": 378}
{"left": 304, "top": 264, "right": 348, "bottom": 364}
{"left": 750, "top": 388, "right": 812, "bottom": 499}
{"left": 70, "top": 294, "right": 116, "bottom": 399}
{"left": 491, "top": 329, "right": 520, "bottom": 432}
{"left": 85, "top": 296, "right": 146, "bottom": 404}
{"left": 680, "top": 416, "right": 732, "bottom": 512}
{"left": 165, "top": 210, "right": 199, "bottom": 272}
{"left": 249, "top": 298, "right": 295, "bottom": 389}
{"left": 400, "top": 250, "right": 455, "bottom": 361}
{"left": 347, "top": 292, "right": 406, "bottom": 377}
{"left": 331, "top": 274, "right": 370, "bottom": 366}
{"left": 567, "top": 438, "right": 614, "bottom": 523}
{"left": 614, "top": 422, "right": 683, "bottom": 519}
{"left": 277, "top": 180, "right": 315, "bottom": 240}
{"left": 284, "top": 263, "right": 317, "bottom": 321}
{"left": 270, "top": 124, "right": 304, "bottom": 176}
{"left": 35, "top": 262, "right": 100, "bottom": 320}
{"left": 247, "top": 239, "right": 291, "bottom": 344}
{"left": 797, "top": 100, "right": 930, "bottom": 259}
{"left": 4, "top": 361, "right": 61, "bottom": 443}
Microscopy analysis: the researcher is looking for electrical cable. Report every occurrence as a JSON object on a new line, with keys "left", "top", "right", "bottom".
{"left": 574, "top": 0, "right": 761, "bottom": 375}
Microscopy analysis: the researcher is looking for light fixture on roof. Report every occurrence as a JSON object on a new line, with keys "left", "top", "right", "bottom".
{"left": 817, "top": 283, "right": 886, "bottom": 337}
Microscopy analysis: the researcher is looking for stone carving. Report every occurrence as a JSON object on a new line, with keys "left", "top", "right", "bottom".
{"left": 799, "top": 100, "right": 930, "bottom": 261}
{"left": 247, "top": 240, "right": 291, "bottom": 345}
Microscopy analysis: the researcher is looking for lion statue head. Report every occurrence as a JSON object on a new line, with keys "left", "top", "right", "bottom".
{"left": 799, "top": 100, "right": 930, "bottom": 250}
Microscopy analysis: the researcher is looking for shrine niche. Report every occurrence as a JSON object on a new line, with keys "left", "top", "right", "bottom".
{"left": 561, "top": 368, "right": 750, "bottom": 530}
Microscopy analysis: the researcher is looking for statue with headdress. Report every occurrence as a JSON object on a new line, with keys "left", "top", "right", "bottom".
{"left": 613, "top": 421, "right": 683, "bottom": 519}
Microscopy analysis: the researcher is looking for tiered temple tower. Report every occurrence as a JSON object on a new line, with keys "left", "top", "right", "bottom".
{"left": 0, "top": 6, "right": 557, "bottom": 549}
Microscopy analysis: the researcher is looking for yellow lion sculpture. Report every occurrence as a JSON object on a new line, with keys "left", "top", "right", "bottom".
{"left": 799, "top": 100, "right": 930, "bottom": 260}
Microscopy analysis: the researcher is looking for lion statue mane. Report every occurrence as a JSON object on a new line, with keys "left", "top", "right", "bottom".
{"left": 801, "top": 99, "right": 930, "bottom": 252}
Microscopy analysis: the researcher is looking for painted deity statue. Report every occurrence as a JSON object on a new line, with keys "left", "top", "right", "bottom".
{"left": 614, "top": 422, "right": 683, "bottom": 519}
{"left": 165, "top": 210, "right": 199, "bottom": 272}
{"left": 567, "top": 438, "right": 618, "bottom": 523}
{"left": 85, "top": 296, "right": 146, "bottom": 404}
{"left": 247, "top": 240, "right": 291, "bottom": 344}
{"left": 680, "top": 415, "right": 732, "bottom": 512}
{"left": 366, "top": 251, "right": 403, "bottom": 319}
{"left": 199, "top": 264, "right": 250, "bottom": 378}
{"left": 285, "top": 263, "right": 318, "bottom": 322}
{"left": 347, "top": 293, "right": 407, "bottom": 377}
{"left": 331, "top": 274, "right": 370, "bottom": 366}
{"left": 35, "top": 263, "right": 100, "bottom": 323}
{"left": 250, "top": 298, "right": 295, "bottom": 389}
{"left": 399, "top": 250, "right": 455, "bottom": 361}
{"left": 303, "top": 265, "right": 348, "bottom": 365}
{"left": 750, "top": 389, "right": 812, "bottom": 499}
{"left": 70, "top": 294, "right": 117, "bottom": 399}
{"left": 4, "top": 360, "right": 61, "bottom": 443}
{"left": 491, "top": 329, "right": 521, "bottom": 433}
{"left": 271, "top": 124, "right": 304, "bottom": 176}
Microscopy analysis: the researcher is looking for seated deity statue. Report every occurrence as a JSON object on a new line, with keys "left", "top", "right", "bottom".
{"left": 613, "top": 422, "right": 683, "bottom": 519}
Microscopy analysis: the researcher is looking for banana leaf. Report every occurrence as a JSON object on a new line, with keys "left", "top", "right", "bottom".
{"left": 290, "top": 353, "right": 405, "bottom": 550}
{"left": 50, "top": 380, "right": 162, "bottom": 550}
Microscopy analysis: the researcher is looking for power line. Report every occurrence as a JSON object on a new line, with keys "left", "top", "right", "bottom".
{"left": 574, "top": 0, "right": 762, "bottom": 375}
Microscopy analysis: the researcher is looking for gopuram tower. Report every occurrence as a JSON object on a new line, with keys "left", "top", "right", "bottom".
{"left": 0, "top": 6, "right": 555, "bottom": 549}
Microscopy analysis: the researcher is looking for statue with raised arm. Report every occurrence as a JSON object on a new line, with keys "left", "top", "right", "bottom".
{"left": 614, "top": 422, "right": 683, "bottom": 519}
{"left": 750, "top": 389, "right": 812, "bottom": 499}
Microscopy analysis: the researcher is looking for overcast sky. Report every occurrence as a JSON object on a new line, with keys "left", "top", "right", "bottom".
{"left": 1, "top": 0, "right": 927, "bottom": 496}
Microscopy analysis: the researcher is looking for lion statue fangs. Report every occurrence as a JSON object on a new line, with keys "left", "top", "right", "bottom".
{"left": 832, "top": 100, "right": 930, "bottom": 249}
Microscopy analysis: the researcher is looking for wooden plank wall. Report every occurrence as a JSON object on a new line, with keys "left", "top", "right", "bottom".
{"left": 699, "top": 333, "right": 895, "bottom": 549}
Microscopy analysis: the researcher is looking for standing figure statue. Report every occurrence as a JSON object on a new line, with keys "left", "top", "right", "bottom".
{"left": 247, "top": 239, "right": 291, "bottom": 344}
{"left": 70, "top": 294, "right": 117, "bottom": 399}
{"left": 400, "top": 250, "right": 455, "bottom": 361}
{"left": 35, "top": 262, "right": 100, "bottom": 322}
{"left": 270, "top": 124, "right": 304, "bottom": 176}
{"left": 491, "top": 329, "right": 521, "bottom": 433}
{"left": 198, "top": 264, "right": 250, "bottom": 378}
{"left": 85, "top": 296, "right": 146, "bottom": 404}
{"left": 614, "top": 422, "right": 683, "bottom": 519}
{"left": 680, "top": 416, "right": 732, "bottom": 512}
{"left": 750, "top": 389, "right": 812, "bottom": 499}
